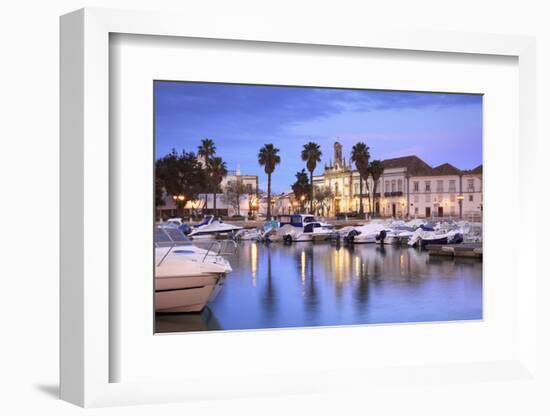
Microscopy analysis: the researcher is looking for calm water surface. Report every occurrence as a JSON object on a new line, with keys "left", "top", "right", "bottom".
{"left": 156, "top": 241, "right": 482, "bottom": 333}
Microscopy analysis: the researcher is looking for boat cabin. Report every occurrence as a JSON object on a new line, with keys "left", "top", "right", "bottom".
{"left": 279, "top": 214, "right": 316, "bottom": 227}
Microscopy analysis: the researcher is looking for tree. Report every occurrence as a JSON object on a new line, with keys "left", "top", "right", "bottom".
{"left": 197, "top": 138, "right": 216, "bottom": 209}
{"left": 350, "top": 142, "right": 370, "bottom": 217}
{"left": 314, "top": 187, "right": 334, "bottom": 217}
{"left": 258, "top": 144, "right": 281, "bottom": 219}
{"left": 209, "top": 156, "right": 227, "bottom": 216}
{"left": 368, "top": 160, "right": 384, "bottom": 217}
{"left": 155, "top": 176, "right": 165, "bottom": 208}
{"left": 223, "top": 178, "right": 249, "bottom": 216}
{"left": 291, "top": 169, "right": 311, "bottom": 212}
{"left": 301, "top": 142, "right": 322, "bottom": 214}
{"left": 155, "top": 149, "right": 207, "bottom": 217}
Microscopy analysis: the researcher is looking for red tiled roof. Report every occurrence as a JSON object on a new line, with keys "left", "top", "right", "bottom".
{"left": 467, "top": 164, "right": 483, "bottom": 174}
{"left": 432, "top": 163, "right": 462, "bottom": 176}
{"left": 382, "top": 155, "right": 433, "bottom": 175}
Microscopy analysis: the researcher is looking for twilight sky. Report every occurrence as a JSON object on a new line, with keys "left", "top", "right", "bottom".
{"left": 155, "top": 81, "right": 482, "bottom": 194}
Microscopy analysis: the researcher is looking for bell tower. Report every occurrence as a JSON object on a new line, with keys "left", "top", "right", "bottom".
{"left": 334, "top": 142, "right": 343, "bottom": 168}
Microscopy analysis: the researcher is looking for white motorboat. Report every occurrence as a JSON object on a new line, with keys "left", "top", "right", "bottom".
{"left": 234, "top": 228, "right": 263, "bottom": 241}
{"left": 188, "top": 215, "right": 243, "bottom": 240}
{"left": 342, "top": 223, "right": 389, "bottom": 244}
{"left": 155, "top": 227, "right": 234, "bottom": 313}
{"left": 265, "top": 214, "right": 334, "bottom": 242}
{"left": 407, "top": 226, "right": 463, "bottom": 248}
{"left": 158, "top": 217, "right": 184, "bottom": 228}
{"left": 376, "top": 226, "right": 416, "bottom": 245}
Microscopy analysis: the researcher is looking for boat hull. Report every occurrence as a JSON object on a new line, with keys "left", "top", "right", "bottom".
{"left": 155, "top": 273, "right": 225, "bottom": 313}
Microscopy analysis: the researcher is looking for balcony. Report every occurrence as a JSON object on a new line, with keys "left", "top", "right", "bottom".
{"left": 384, "top": 191, "right": 403, "bottom": 197}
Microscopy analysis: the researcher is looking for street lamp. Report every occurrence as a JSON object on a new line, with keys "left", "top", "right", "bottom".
{"left": 457, "top": 195, "right": 464, "bottom": 219}
{"left": 172, "top": 195, "right": 185, "bottom": 217}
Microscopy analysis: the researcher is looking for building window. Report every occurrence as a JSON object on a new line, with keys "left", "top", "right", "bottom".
{"left": 391, "top": 180, "right": 396, "bottom": 192}
{"left": 385, "top": 181, "right": 390, "bottom": 192}
{"left": 354, "top": 183, "right": 358, "bottom": 195}
{"left": 437, "top": 180, "right": 444, "bottom": 192}
{"left": 414, "top": 207, "right": 419, "bottom": 214}
{"left": 413, "top": 181, "right": 419, "bottom": 192}
{"left": 397, "top": 179, "right": 403, "bottom": 192}
{"left": 425, "top": 181, "right": 431, "bottom": 192}
{"left": 467, "top": 179, "right": 474, "bottom": 192}
{"left": 414, "top": 195, "right": 419, "bottom": 203}
{"left": 425, "top": 194, "right": 430, "bottom": 203}
{"left": 449, "top": 179, "right": 456, "bottom": 192}
{"left": 438, "top": 194, "right": 443, "bottom": 202}
{"left": 469, "top": 195, "right": 474, "bottom": 202}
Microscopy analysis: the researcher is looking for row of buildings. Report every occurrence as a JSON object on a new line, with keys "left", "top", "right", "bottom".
{"left": 156, "top": 166, "right": 259, "bottom": 220}
{"left": 156, "top": 142, "right": 483, "bottom": 221}
{"left": 310, "top": 142, "right": 482, "bottom": 220}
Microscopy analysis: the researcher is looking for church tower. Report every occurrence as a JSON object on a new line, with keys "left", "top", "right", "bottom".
{"left": 334, "top": 142, "right": 343, "bottom": 168}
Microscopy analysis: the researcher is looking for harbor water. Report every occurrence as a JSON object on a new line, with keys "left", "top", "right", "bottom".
{"left": 156, "top": 241, "right": 482, "bottom": 333}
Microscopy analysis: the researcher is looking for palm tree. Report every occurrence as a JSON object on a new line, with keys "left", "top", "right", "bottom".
{"left": 368, "top": 160, "right": 384, "bottom": 217}
{"left": 350, "top": 142, "right": 370, "bottom": 217}
{"left": 258, "top": 144, "right": 281, "bottom": 219}
{"left": 301, "top": 142, "right": 322, "bottom": 214}
{"left": 198, "top": 138, "right": 216, "bottom": 209}
{"left": 209, "top": 156, "right": 227, "bottom": 216}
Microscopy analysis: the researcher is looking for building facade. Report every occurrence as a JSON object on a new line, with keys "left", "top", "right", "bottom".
{"left": 156, "top": 166, "right": 259, "bottom": 220}
{"left": 311, "top": 142, "right": 482, "bottom": 219}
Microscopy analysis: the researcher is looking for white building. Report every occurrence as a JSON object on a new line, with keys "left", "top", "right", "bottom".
{"left": 308, "top": 142, "right": 482, "bottom": 219}
{"left": 156, "top": 166, "right": 259, "bottom": 220}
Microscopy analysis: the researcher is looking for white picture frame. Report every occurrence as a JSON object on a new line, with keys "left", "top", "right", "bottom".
{"left": 60, "top": 8, "right": 538, "bottom": 407}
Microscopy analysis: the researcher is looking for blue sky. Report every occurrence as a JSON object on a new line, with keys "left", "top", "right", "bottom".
{"left": 155, "top": 81, "right": 482, "bottom": 194}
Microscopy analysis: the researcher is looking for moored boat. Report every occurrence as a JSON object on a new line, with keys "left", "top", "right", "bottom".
{"left": 187, "top": 215, "right": 243, "bottom": 240}
{"left": 265, "top": 214, "right": 334, "bottom": 242}
{"left": 155, "top": 227, "right": 234, "bottom": 313}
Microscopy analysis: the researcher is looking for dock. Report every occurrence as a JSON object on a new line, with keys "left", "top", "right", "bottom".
{"left": 426, "top": 243, "right": 482, "bottom": 259}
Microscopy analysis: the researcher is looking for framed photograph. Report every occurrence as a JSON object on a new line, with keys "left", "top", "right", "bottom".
{"left": 60, "top": 8, "right": 538, "bottom": 407}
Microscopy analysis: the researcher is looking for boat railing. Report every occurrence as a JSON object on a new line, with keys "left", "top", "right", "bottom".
{"left": 202, "top": 240, "right": 238, "bottom": 263}
{"left": 155, "top": 226, "right": 194, "bottom": 267}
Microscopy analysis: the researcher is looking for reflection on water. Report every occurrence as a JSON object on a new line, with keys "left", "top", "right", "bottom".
{"left": 156, "top": 242, "right": 482, "bottom": 333}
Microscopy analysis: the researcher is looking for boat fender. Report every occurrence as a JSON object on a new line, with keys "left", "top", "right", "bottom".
{"left": 283, "top": 234, "right": 293, "bottom": 244}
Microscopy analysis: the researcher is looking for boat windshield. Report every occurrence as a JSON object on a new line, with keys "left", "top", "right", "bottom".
{"left": 154, "top": 227, "right": 192, "bottom": 247}
{"left": 196, "top": 215, "right": 214, "bottom": 227}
